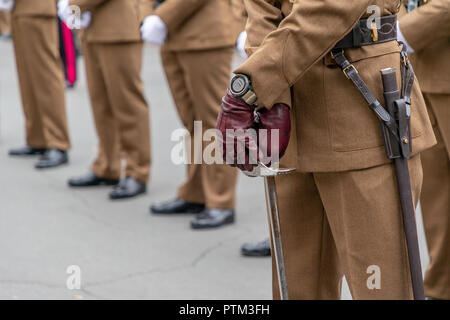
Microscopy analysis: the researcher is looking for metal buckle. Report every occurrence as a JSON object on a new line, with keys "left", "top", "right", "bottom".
{"left": 371, "top": 21, "right": 379, "bottom": 42}
{"left": 401, "top": 54, "right": 410, "bottom": 67}
{"left": 330, "top": 49, "right": 344, "bottom": 60}
{"left": 342, "top": 64, "right": 358, "bottom": 79}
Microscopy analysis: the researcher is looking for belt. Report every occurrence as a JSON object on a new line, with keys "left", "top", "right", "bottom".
{"left": 333, "top": 14, "right": 397, "bottom": 50}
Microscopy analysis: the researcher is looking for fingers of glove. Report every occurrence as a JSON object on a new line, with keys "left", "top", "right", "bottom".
{"left": 236, "top": 150, "right": 255, "bottom": 172}
{"left": 234, "top": 132, "right": 259, "bottom": 169}
{"left": 141, "top": 16, "right": 168, "bottom": 44}
{"left": 237, "top": 163, "right": 255, "bottom": 172}
{"left": 80, "top": 11, "right": 91, "bottom": 29}
{"left": 222, "top": 89, "right": 255, "bottom": 113}
{"left": 258, "top": 103, "right": 291, "bottom": 159}
{"left": 217, "top": 90, "right": 260, "bottom": 167}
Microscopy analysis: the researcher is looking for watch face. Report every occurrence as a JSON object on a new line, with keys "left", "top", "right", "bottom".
{"left": 232, "top": 77, "right": 246, "bottom": 93}
{"left": 230, "top": 74, "right": 249, "bottom": 96}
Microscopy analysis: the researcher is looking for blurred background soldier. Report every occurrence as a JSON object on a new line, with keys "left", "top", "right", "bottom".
{"left": 142, "top": 0, "right": 246, "bottom": 229}
{"left": 61, "top": 0, "right": 152, "bottom": 200}
{"left": 217, "top": 0, "right": 436, "bottom": 299}
{"left": 4, "top": 0, "right": 71, "bottom": 169}
{"left": 0, "top": 7, "right": 11, "bottom": 38}
{"left": 398, "top": 0, "right": 450, "bottom": 300}
{"left": 241, "top": 238, "right": 270, "bottom": 257}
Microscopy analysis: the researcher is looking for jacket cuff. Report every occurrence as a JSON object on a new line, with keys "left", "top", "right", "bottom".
{"left": 234, "top": 43, "right": 290, "bottom": 109}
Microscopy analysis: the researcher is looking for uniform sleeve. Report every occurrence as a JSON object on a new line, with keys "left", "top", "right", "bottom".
{"left": 243, "top": 0, "right": 291, "bottom": 107}
{"left": 234, "top": 0, "right": 373, "bottom": 109}
{"left": 154, "top": 0, "right": 209, "bottom": 33}
{"left": 244, "top": 0, "right": 283, "bottom": 56}
{"left": 399, "top": 0, "right": 450, "bottom": 52}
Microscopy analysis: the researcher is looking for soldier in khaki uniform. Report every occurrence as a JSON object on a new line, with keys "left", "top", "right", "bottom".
{"left": 63, "top": 0, "right": 152, "bottom": 200}
{"left": 398, "top": 0, "right": 450, "bottom": 300}
{"left": 217, "top": 0, "right": 436, "bottom": 299}
{"left": 142, "top": 0, "right": 246, "bottom": 229}
{"left": 0, "top": 11, "right": 11, "bottom": 36}
{"left": 6, "top": 0, "right": 71, "bottom": 169}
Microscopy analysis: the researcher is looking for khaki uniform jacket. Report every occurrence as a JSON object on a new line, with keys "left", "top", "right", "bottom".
{"left": 12, "top": 0, "right": 57, "bottom": 16}
{"left": 235, "top": 0, "right": 435, "bottom": 172}
{"left": 70, "top": 0, "right": 152, "bottom": 42}
{"left": 400, "top": 0, "right": 450, "bottom": 94}
{"left": 152, "top": 0, "right": 246, "bottom": 51}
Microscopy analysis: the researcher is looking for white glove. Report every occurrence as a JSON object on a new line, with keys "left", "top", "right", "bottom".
{"left": 140, "top": 15, "right": 168, "bottom": 45}
{"left": 79, "top": 11, "right": 91, "bottom": 29}
{"left": 236, "top": 31, "right": 248, "bottom": 59}
{"left": 58, "top": 0, "right": 91, "bottom": 29}
{"left": 397, "top": 23, "right": 414, "bottom": 55}
{"left": 0, "top": 0, "right": 14, "bottom": 11}
{"left": 58, "top": 0, "right": 71, "bottom": 21}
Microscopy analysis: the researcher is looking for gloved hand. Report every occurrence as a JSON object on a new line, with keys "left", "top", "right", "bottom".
{"left": 79, "top": 11, "right": 91, "bottom": 29}
{"left": 236, "top": 31, "right": 247, "bottom": 59}
{"left": 58, "top": 0, "right": 91, "bottom": 29}
{"left": 216, "top": 89, "right": 257, "bottom": 171}
{"left": 140, "top": 15, "right": 168, "bottom": 45}
{"left": 0, "top": 0, "right": 14, "bottom": 11}
{"left": 216, "top": 89, "right": 291, "bottom": 172}
{"left": 57, "top": 0, "right": 70, "bottom": 20}
{"left": 397, "top": 23, "right": 414, "bottom": 55}
{"left": 257, "top": 103, "right": 291, "bottom": 163}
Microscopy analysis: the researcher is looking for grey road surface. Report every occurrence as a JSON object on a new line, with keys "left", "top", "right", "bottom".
{"left": 0, "top": 38, "right": 429, "bottom": 300}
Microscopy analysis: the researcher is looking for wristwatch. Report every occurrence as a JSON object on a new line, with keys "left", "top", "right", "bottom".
{"left": 229, "top": 74, "right": 258, "bottom": 106}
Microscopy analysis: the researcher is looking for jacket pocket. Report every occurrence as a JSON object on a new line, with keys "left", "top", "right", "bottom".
{"left": 324, "top": 41, "right": 422, "bottom": 152}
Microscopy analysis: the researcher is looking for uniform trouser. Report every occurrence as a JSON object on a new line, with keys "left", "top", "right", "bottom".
{"left": 421, "top": 93, "right": 450, "bottom": 300}
{"left": 11, "top": 16, "right": 70, "bottom": 150}
{"left": 83, "top": 41, "right": 151, "bottom": 183}
{"left": 0, "top": 11, "right": 10, "bottom": 34}
{"left": 271, "top": 155, "right": 423, "bottom": 300}
{"left": 161, "top": 47, "right": 238, "bottom": 210}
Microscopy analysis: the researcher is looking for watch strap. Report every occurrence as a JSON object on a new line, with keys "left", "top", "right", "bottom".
{"left": 242, "top": 90, "right": 258, "bottom": 106}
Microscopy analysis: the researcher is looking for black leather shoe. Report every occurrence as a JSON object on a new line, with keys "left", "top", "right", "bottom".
{"left": 241, "top": 238, "right": 271, "bottom": 257}
{"left": 68, "top": 171, "right": 119, "bottom": 187}
{"left": 109, "top": 176, "right": 146, "bottom": 200}
{"left": 190, "top": 208, "right": 235, "bottom": 230}
{"left": 150, "top": 198, "right": 205, "bottom": 214}
{"left": 9, "top": 146, "right": 47, "bottom": 156}
{"left": 35, "top": 149, "right": 68, "bottom": 169}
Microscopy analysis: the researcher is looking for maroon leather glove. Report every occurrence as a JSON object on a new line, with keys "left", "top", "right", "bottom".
{"left": 257, "top": 103, "right": 291, "bottom": 165}
{"left": 216, "top": 89, "right": 291, "bottom": 172}
{"left": 216, "top": 89, "right": 257, "bottom": 171}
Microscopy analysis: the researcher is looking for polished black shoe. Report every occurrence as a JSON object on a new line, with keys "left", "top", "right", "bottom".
{"left": 68, "top": 171, "right": 119, "bottom": 187}
{"left": 241, "top": 238, "right": 271, "bottom": 257}
{"left": 150, "top": 198, "right": 205, "bottom": 215}
{"left": 109, "top": 176, "right": 146, "bottom": 200}
{"left": 35, "top": 149, "right": 68, "bottom": 169}
{"left": 9, "top": 146, "right": 47, "bottom": 156}
{"left": 190, "top": 208, "right": 235, "bottom": 230}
